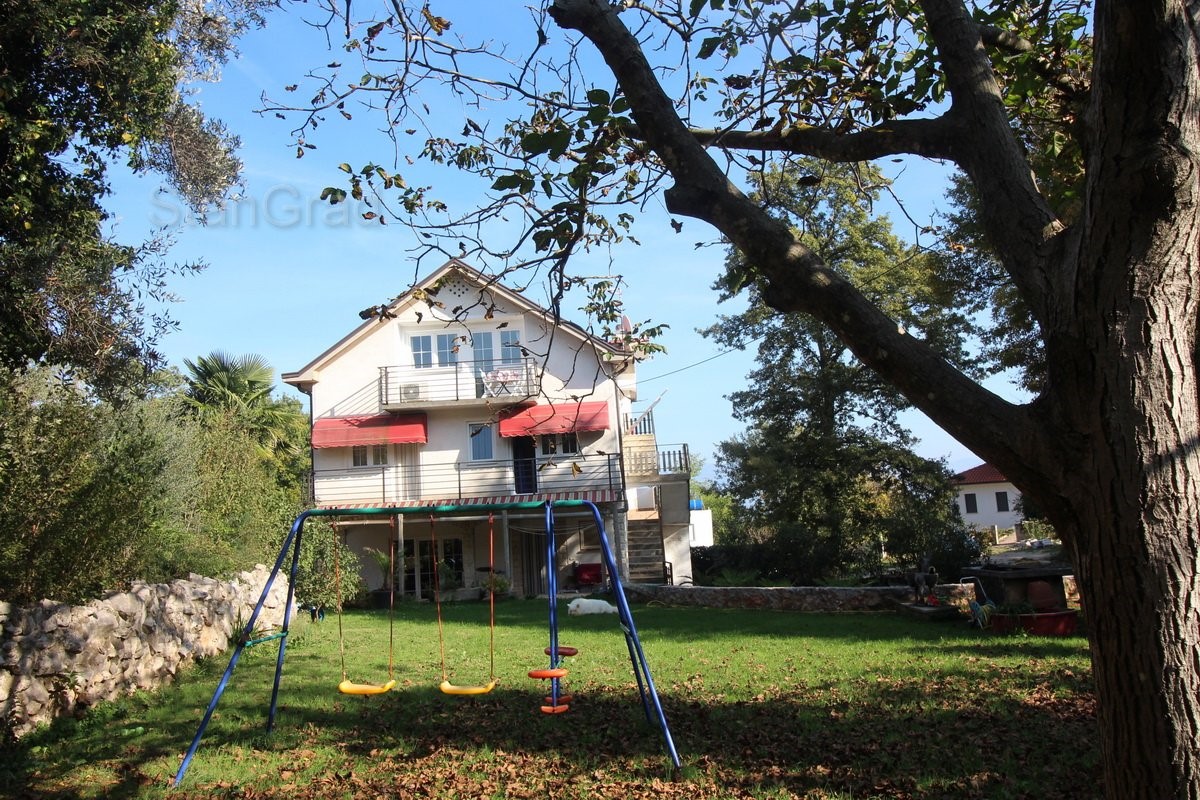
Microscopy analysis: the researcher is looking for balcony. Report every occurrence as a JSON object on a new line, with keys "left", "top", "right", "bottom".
{"left": 624, "top": 443, "right": 691, "bottom": 479}
{"left": 378, "top": 357, "right": 539, "bottom": 410}
{"left": 310, "top": 452, "right": 622, "bottom": 508}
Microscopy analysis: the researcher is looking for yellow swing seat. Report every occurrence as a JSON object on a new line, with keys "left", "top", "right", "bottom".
{"left": 338, "top": 678, "right": 397, "bottom": 696}
{"left": 439, "top": 679, "right": 497, "bottom": 696}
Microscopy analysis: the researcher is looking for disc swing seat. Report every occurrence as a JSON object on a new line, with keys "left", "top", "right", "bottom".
{"left": 334, "top": 518, "right": 397, "bottom": 696}
{"left": 433, "top": 513, "right": 497, "bottom": 696}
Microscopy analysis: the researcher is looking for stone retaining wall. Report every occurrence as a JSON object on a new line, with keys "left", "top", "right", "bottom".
{"left": 624, "top": 583, "right": 972, "bottom": 612}
{"left": 0, "top": 565, "right": 292, "bottom": 738}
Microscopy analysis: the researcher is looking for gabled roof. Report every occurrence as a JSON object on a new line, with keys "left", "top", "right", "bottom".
{"left": 282, "top": 258, "right": 626, "bottom": 388}
{"left": 953, "top": 463, "right": 1010, "bottom": 485}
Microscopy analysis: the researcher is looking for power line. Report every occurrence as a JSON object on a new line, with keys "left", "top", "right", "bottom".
{"left": 638, "top": 340, "right": 758, "bottom": 385}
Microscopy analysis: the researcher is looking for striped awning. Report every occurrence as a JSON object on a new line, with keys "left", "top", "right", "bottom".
{"left": 311, "top": 414, "right": 428, "bottom": 448}
{"left": 497, "top": 401, "right": 610, "bottom": 438}
{"left": 317, "top": 489, "right": 617, "bottom": 512}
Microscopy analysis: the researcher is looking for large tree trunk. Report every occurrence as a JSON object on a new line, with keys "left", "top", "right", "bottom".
{"left": 1051, "top": 221, "right": 1200, "bottom": 793}
{"left": 1051, "top": 304, "right": 1200, "bottom": 798}
{"left": 1038, "top": 3, "right": 1200, "bottom": 793}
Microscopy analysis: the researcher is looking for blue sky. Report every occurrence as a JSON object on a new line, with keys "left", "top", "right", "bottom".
{"left": 105, "top": 6, "right": 1020, "bottom": 479}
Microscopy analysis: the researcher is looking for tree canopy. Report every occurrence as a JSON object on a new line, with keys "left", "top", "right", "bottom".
{"left": 270, "top": 0, "right": 1199, "bottom": 795}
{"left": 0, "top": 0, "right": 266, "bottom": 395}
{"left": 706, "top": 162, "right": 977, "bottom": 578}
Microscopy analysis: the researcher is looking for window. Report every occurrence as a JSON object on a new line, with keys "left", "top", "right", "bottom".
{"left": 540, "top": 432, "right": 579, "bottom": 456}
{"left": 995, "top": 491, "right": 1009, "bottom": 512}
{"left": 411, "top": 335, "right": 432, "bottom": 369}
{"left": 501, "top": 330, "right": 522, "bottom": 365}
{"left": 352, "top": 445, "right": 388, "bottom": 467}
{"left": 963, "top": 493, "right": 978, "bottom": 514}
{"left": 469, "top": 422, "right": 494, "bottom": 460}
{"left": 472, "top": 331, "right": 494, "bottom": 371}
{"left": 436, "top": 333, "right": 459, "bottom": 366}
{"left": 576, "top": 524, "right": 602, "bottom": 551}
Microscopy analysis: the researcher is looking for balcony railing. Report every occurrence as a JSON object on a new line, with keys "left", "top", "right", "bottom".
{"left": 624, "top": 410, "right": 656, "bottom": 436}
{"left": 310, "top": 452, "right": 622, "bottom": 507}
{"left": 625, "top": 444, "right": 690, "bottom": 477}
{"left": 378, "top": 357, "right": 539, "bottom": 408}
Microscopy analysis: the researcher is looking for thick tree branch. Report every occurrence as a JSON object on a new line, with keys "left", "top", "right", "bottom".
{"left": 548, "top": 0, "right": 1048, "bottom": 476}
{"left": 687, "top": 116, "right": 961, "bottom": 162}
{"left": 920, "top": 0, "right": 1065, "bottom": 328}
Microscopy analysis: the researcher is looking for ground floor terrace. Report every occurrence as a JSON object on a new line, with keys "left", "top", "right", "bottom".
{"left": 329, "top": 498, "right": 623, "bottom": 599}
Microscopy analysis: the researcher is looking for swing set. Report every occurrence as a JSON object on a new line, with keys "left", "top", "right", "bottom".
{"left": 173, "top": 500, "right": 680, "bottom": 786}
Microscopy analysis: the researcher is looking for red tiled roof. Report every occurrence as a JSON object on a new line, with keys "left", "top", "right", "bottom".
{"left": 953, "top": 463, "right": 1009, "bottom": 485}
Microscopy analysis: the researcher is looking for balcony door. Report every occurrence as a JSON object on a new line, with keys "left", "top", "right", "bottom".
{"left": 471, "top": 331, "right": 494, "bottom": 398}
{"left": 512, "top": 436, "right": 537, "bottom": 494}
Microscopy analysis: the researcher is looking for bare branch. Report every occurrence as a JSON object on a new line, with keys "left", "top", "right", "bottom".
{"left": 547, "top": 0, "right": 1040, "bottom": 469}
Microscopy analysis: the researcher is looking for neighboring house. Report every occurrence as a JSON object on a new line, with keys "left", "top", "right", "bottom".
{"left": 953, "top": 463, "right": 1023, "bottom": 533}
{"left": 283, "top": 259, "right": 693, "bottom": 598}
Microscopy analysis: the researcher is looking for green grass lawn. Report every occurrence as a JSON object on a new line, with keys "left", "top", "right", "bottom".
{"left": 1, "top": 600, "right": 1099, "bottom": 799}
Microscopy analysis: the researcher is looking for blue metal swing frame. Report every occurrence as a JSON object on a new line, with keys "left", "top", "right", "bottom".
{"left": 173, "top": 500, "right": 681, "bottom": 785}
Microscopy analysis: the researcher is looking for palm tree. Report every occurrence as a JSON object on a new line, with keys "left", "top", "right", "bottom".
{"left": 183, "top": 351, "right": 275, "bottom": 414}
{"left": 182, "top": 351, "right": 306, "bottom": 464}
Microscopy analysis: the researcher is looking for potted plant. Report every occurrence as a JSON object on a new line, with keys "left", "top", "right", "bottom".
{"left": 479, "top": 572, "right": 511, "bottom": 599}
{"left": 363, "top": 547, "right": 393, "bottom": 609}
{"left": 437, "top": 559, "right": 475, "bottom": 601}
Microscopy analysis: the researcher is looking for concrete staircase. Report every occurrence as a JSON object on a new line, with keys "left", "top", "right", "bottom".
{"left": 627, "top": 520, "right": 667, "bottom": 583}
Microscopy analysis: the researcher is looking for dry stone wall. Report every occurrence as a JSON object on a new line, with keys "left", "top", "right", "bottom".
{"left": 0, "top": 565, "right": 292, "bottom": 738}
{"left": 623, "top": 583, "right": 971, "bottom": 612}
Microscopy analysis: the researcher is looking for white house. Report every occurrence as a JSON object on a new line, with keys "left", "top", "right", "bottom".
{"left": 953, "top": 463, "right": 1023, "bottom": 533}
{"left": 282, "top": 259, "right": 693, "bottom": 597}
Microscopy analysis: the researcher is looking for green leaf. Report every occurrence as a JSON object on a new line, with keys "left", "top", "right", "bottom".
{"left": 697, "top": 36, "right": 722, "bottom": 60}
{"left": 491, "top": 174, "right": 526, "bottom": 191}
{"left": 520, "top": 131, "right": 549, "bottom": 155}
{"left": 545, "top": 128, "right": 572, "bottom": 159}
{"left": 586, "top": 88, "right": 611, "bottom": 106}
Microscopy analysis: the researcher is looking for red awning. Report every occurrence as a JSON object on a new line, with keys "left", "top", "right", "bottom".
{"left": 312, "top": 414, "right": 428, "bottom": 448}
{"left": 498, "top": 401, "right": 610, "bottom": 438}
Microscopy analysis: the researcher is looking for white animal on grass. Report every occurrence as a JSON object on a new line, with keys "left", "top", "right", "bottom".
{"left": 567, "top": 597, "right": 618, "bottom": 615}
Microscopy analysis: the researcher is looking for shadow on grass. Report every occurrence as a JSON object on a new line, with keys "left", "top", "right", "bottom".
{"left": 3, "top": 655, "right": 1100, "bottom": 800}
{"left": 0, "top": 602, "right": 1095, "bottom": 799}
